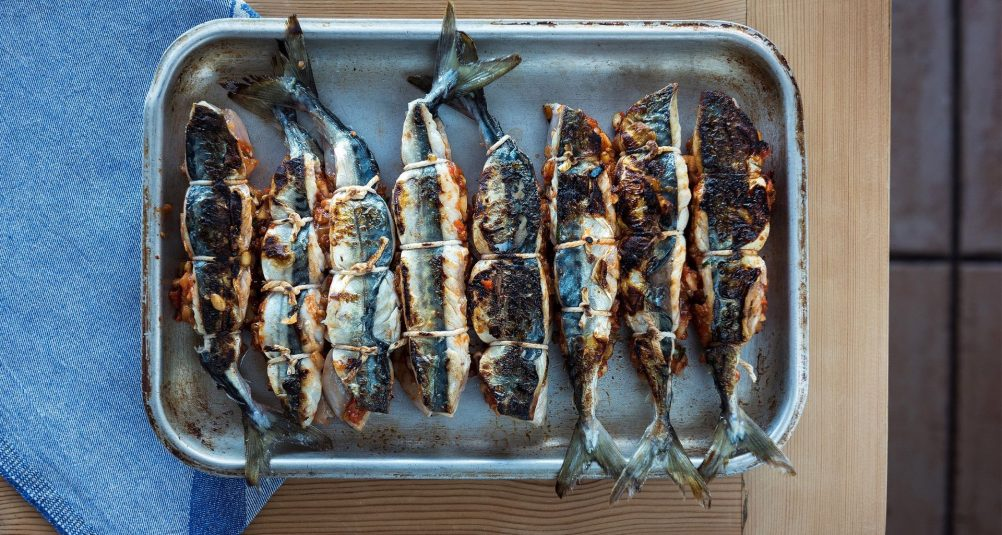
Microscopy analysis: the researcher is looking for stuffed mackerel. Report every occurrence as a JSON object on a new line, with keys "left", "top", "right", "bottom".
{"left": 176, "top": 101, "right": 329, "bottom": 485}
{"left": 609, "top": 84, "right": 708, "bottom": 504}
{"left": 543, "top": 102, "right": 625, "bottom": 497}
{"left": 392, "top": 3, "right": 520, "bottom": 416}
{"left": 411, "top": 31, "right": 549, "bottom": 424}
{"left": 228, "top": 17, "right": 401, "bottom": 431}
{"left": 689, "top": 90, "right": 795, "bottom": 481}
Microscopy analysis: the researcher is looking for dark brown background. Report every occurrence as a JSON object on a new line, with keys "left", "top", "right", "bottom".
{"left": 889, "top": 0, "right": 1001, "bottom": 533}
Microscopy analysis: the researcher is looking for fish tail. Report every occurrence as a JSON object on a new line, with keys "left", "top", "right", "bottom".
{"left": 199, "top": 335, "right": 332, "bottom": 485}
{"left": 406, "top": 31, "right": 506, "bottom": 145}
{"left": 225, "top": 74, "right": 304, "bottom": 114}
{"left": 425, "top": 3, "right": 520, "bottom": 108}
{"left": 279, "top": 15, "right": 318, "bottom": 92}
{"left": 611, "top": 418, "right": 709, "bottom": 506}
{"left": 556, "top": 416, "right": 626, "bottom": 498}
{"left": 242, "top": 411, "right": 333, "bottom": 486}
{"left": 698, "top": 405, "right": 796, "bottom": 483}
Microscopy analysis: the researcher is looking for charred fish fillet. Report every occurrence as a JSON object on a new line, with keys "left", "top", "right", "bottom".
{"left": 544, "top": 102, "right": 625, "bottom": 496}
{"left": 411, "top": 32, "right": 549, "bottom": 423}
{"left": 228, "top": 16, "right": 401, "bottom": 430}
{"left": 392, "top": 4, "right": 520, "bottom": 416}
{"left": 610, "top": 84, "right": 708, "bottom": 504}
{"left": 689, "top": 90, "right": 794, "bottom": 481}
{"left": 252, "top": 106, "right": 328, "bottom": 428}
{"left": 179, "top": 101, "right": 328, "bottom": 484}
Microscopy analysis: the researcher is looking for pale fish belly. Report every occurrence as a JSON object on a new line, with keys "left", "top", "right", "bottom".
{"left": 324, "top": 269, "right": 400, "bottom": 429}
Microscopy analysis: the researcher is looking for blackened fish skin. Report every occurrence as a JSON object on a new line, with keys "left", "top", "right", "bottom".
{"left": 611, "top": 84, "right": 706, "bottom": 505}
{"left": 689, "top": 90, "right": 793, "bottom": 482}
{"left": 415, "top": 30, "right": 553, "bottom": 424}
{"left": 545, "top": 103, "right": 624, "bottom": 497}
{"left": 391, "top": 5, "right": 519, "bottom": 417}
{"left": 226, "top": 16, "right": 402, "bottom": 431}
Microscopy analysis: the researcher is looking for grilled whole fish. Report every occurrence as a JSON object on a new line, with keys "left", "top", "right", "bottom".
{"left": 178, "top": 101, "right": 328, "bottom": 484}
{"left": 411, "top": 32, "right": 548, "bottom": 423}
{"left": 392, "top": 4, "right": 520, "bottom": 416}
{"left": 544, "top": 103, "right": 625, "bottom": 496}
{"left": 689, "top": 90, "right": 794, "bottom": 481}
{"left": 228, "top": 16, "right": 401, "bottom": 430}
{"left": 610, "top": 85, "right": 708, "bottom": 504}
{"left": 252, "top": 106, "right": 328, "bottom": 428}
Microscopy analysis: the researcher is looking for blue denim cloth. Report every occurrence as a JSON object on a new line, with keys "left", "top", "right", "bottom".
{"left": 0, "top": 1, "right": 285, "bottom": 534}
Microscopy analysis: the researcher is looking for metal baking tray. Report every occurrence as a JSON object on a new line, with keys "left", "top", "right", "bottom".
{"left": 142, "top": 18, "right": 808, "bottom": 479}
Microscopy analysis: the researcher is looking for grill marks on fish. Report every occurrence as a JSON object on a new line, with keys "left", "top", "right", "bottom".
{"left": 610, "top": 84, "right": 706, "bottom": 504}
{"left": 425, "top": 28, "right": 553, "bottom": 424}
{"left": 472, "top": 142, "right": 543, "bottom": 255}
{"left": 545, "top": 103, "right": 624, "bottom": 496}
{"left": 689, "top": 91, "right": 793, "bottom": 482}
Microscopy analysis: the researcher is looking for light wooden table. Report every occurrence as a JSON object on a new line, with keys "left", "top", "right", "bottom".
{"left": 0, "top": 0, "right": 889, "bottom": 532}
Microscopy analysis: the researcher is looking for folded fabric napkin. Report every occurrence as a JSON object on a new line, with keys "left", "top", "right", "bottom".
{"left": 0, "top": 1, "right": 288, "bottom": 534}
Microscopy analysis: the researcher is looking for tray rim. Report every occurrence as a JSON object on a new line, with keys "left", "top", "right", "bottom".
{"left": 141, "top": 16, "right": 809, "bottom": 479}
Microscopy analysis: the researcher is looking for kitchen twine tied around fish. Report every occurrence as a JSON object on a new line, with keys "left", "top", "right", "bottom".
{"left": 325, "top": 176, "right": 407, "bottom": 356}
{"left": 554, "top": 229, "right": 616, "bottom": 329}
{"left": 476, "top": 249, "right": 549, "bottom": 352}
{"left": 265, "top": 344, "right": 312, "bottom": 380}
{"left": 485, "top": 134, "right": 512, "bottom": 156}
{"left": 700, "top": 246, "right": 762, "bottom": 383}
{"left": 394, "top": 158, "right": 471, "bottom": 344}
{"left": 259, "top": 185, "right": 321, "bottom": 327}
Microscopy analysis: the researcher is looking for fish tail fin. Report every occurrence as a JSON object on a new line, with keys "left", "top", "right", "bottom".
{"left": 199, "top": 335, "right": 331, "bottom": 486}
{"left": 698, "top": 405, "right": 796, "bottom": 483}
{"left": 242, "top": 410, "right": 333, "bottom": 486}
{"left": 278, "top": 15, "right": 318, "bottom": 93}
{"left": 425, "top": 3, "right": 520, "bottom": 108}
{"left": 611, "top": 418, "right": 709, "bottom": 506}
{"left": 556, "top": 416, "right": 625, "bottom": 498}
{"left": 225, "top": 74, "right": 303, "bottom": 115}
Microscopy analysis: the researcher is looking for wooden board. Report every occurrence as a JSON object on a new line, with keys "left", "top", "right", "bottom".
{"left": 0, "top": 0, "right": 892, "bottom": 533}
{"left": 745, "top": 0, "right": 890, "bottom": 533}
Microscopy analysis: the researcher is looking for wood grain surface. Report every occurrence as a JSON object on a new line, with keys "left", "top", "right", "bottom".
{"left": 745, "top": 0, "right": 890, "bottom": 534}
{"left": 1, "top": 0, "right": 892, "bottom": 533}
{"left": 247, "top": 479, "right": 744, "bottom": 534}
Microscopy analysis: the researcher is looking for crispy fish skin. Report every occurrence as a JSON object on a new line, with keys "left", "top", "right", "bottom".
{"left": 180, "top": 101, "right": 330, "bottom": 485}
{"left": 610, "top": 84, "right": 707, "bottom": 504}
{"left": 227, "top": 16, "right": 402, "bottom": 430}
{"left": 689, "top": 90, "right": 793, "bottom": 482}
{"left": 544, "top": 103, "right": 625, "bottom": 497}
{"left": 392, "top": 4, "right": 519, "bottom": 416}
{"left": 254, "top": 108, "right": 328, "bottom": 428}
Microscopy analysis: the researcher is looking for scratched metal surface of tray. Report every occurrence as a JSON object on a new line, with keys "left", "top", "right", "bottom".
{"left": 142, "top": 18, "right": 808, "bottom": 479}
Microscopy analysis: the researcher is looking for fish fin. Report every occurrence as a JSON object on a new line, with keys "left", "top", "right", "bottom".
{"left": 611, "top": 419, "right": 709, "bottom": 506}
{"left": 242, "top": 410, "right": 333, "bottom": 486}
{"left": 407, "top": 74, "right": 475, "bottom": 119}
{"left": 426, "top": 3, "right": 520, "bottom": 106}
{"left": 226, "top": 76, "right": 300, "bottom": 112}
{"left": 434, "top": 2, "right": 459, "bottom": 82}
{"left": 698, "top": 406, "right": 796, "bottom": 483}
{"left": 281, "top": 15, "right": 318, "bottom": 93}
{"left": 453, "top": 54, "right": 521, "bottom": 95}
{"left": 556, "top": 417, "right": 625, "bottom": 498}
